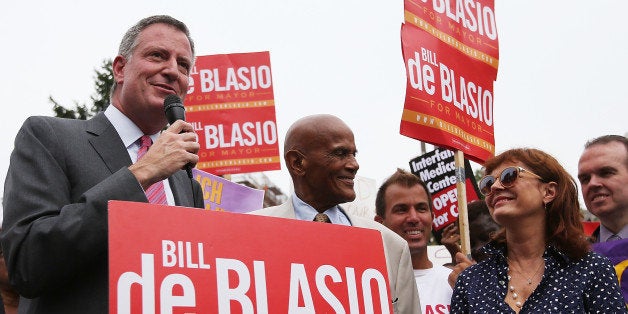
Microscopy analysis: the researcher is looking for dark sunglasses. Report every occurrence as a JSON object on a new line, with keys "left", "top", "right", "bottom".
{"left": 479, "top": 166, "right": 544, "bottom": 196}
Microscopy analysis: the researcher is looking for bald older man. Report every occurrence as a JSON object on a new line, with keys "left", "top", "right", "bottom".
{"left": 251, "top": 114, "right": 421, "bottom": 314}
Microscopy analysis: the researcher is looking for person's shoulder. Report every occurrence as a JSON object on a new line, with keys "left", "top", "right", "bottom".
{"left": 21, "top": 115, "right": 90, "bottom": 133}
{"left": 433, "top": 263, "right": 454, "bottom": 275}
{"left": 458, "top": 256, "right": 494, "bottom": 280}
{"left": 349, "top": 215, "right": 407, "bottom": 245}
{"left": 248, "top": 203, "right": 289, "bottom": 217}
{"left": 24, "top": 115, "right": 89, "bottom": 124}
{"left": 349, "top": 214, "right": 387, "bottom": 231}
{"left": 22, "top": 115, "right": 62, "bottom": 128}
{"left": 429, "top": 264, "right": 454, "bottom": 289}
{"left": 419, "top": 264, "right": 453, "bottom": 282}
{"left": 579, "top": 250, "right": 614, "bottom": 266}
{"left": 249, "top": 205, "right": 279, "bottom": 216}
{"left": 18, "top": 116, "right": 78, "bottom": 139}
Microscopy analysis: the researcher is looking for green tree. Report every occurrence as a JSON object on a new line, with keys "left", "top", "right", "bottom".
{"left": 51, "top": 59, "right": 112, "bottom": 119}
{"left": 474, "top": 167, "right": 483, "bottom": 183}
{"left": 473, "top": 166, "right": 485, "bottom": 200}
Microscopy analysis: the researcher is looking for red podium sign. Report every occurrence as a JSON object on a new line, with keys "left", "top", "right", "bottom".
{"left": 108, "top": 201, "right": 392, "bottom": 314}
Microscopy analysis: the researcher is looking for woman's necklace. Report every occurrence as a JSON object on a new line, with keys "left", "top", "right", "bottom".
{"left": 507, "top": 257, "right": 544, "bottom": 308}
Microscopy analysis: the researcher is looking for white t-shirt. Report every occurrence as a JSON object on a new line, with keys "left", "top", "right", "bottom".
{"left": 414, "top": 265, "right": 453, "bottom": 314}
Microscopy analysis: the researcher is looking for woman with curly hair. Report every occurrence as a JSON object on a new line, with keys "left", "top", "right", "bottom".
{"left": 451, "top": 148, "right": 625, "bottom": 313}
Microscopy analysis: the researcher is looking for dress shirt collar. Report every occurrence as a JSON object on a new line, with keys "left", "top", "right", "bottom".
{"left": 104, "top": 104, "right": 175, "bottom": 205}
{"left": 599, "top": 223, "right": 628, "bottom": 242}
{"left": 104, "top": 104, "right": 160, "bottom": 149}
{"left": 292, "top": 194, "right": 352, "bottom": 226}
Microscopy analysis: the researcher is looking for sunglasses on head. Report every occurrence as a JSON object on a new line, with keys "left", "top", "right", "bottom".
{"left": 479, "top": 166, "right": 544, "bottom": 196}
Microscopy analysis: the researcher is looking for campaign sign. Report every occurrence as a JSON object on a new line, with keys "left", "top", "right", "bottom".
{"left": 192, "top": 168, "right": 264, "bottom": 213}
{"left": 401, "top": 23, "right": 496, "bottom": 163}
{"left": 409, "top": 148, "right": 480, "bottom": 231}
{"left": 108, "top": 201, "right": 392, "bottom": 314}
{"left": 582, "top": 221, "right": 600, "bottom": 236}
{"left": 184, "top": 51, "right": 281, "bottom": 175}
{"left": 404, "top": 0, "right": 499, "bottom": 70}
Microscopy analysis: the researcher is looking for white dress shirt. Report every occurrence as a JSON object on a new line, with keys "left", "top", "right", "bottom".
{"left": 104, "top": 105, "right": 175, "bottom": 205}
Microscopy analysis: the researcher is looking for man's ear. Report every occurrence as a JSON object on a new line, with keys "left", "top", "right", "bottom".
{"left": 374, "top": 215, "right": 384, "bottom": 224}
{"left": 285, "top": 150, "right": 305, "bottom": 176}
{"left": 112, "top": 55, "right": 126, "bottom": 85}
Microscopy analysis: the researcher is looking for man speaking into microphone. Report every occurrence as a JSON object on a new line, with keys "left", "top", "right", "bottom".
{"left": 1, "top": 15, "right": 203, "bottom": 313}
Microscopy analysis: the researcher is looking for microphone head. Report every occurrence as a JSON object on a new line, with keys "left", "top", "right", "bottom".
{"left": 163, "top": 95, "right": 186, "bottom": 124}
{"left": 164, "top": 94, "right": 183, "bottom": 110}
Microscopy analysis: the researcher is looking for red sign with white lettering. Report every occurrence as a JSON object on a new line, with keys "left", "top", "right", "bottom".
{"left": 409, "top": 148, "right": 480, "bottom": 231}
{"left": 108, "top": 201, "right": 392, "bottom": 313}
{"left": 400, "top": 23, "right": 496, "bottom": 163}
{"left": 184, "top": 51, "right": 281, "bottom": 175}
{"left": 404, "top": 0, "right": 499, "bottom": 70}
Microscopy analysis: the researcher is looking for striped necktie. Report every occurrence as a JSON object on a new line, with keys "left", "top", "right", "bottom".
{"left": 137, "top": 135, "right": 167, "bottom": 205}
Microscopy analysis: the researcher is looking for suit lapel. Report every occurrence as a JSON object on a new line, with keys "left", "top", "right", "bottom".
{"left": 86, "top": 113, "right": 132, "bottom": 174}
{"left": 86, "top": 113, "right": 199, "bottom": 208}
{"left": 337, "top": 206, "right": 354, "bottom": 226}
{"left": 170, "top": 171, "right": 195, "bottom": 207}
{"left": 278, "top": 198, "right": 298, "bottom": 219}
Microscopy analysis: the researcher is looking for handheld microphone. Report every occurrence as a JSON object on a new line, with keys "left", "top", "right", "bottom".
{"left": 164, "top": 95, "right": 193, "bottom": 178}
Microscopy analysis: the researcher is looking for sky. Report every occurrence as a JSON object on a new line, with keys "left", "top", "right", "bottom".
{"left": 1, "top": 0, "right": 626, "bottom": 210}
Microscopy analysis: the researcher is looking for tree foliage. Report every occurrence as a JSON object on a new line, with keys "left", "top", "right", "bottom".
{"left": 51, "top": 59, "right": 113, "bottom": 119}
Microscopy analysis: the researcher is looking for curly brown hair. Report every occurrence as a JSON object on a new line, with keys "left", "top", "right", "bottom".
{"left": 484, "top": 148, "right": 590, "bottom": 259}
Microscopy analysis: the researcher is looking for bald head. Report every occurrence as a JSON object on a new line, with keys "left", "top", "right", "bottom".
{"left": 284, "top": 114, "right": 351, "bottom": 154}
{"left": 283, "top": 114, "right": 359, "bottom": 210}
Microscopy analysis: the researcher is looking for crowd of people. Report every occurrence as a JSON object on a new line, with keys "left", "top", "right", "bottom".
{"left": 0, "top": 14, "right": 626, "bottom": 313}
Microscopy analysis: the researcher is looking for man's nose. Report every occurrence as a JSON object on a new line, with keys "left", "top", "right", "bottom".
{"left": 407, "top": 209, "right": 420, "bottom": 222}
{"left": 346, "top": 155, "right": 359, "bottom": 173}
{"left": 162, "top": 58, "right": 181, "bottom": 81}
{"left": 588, "top": 175, "right": 604, "bottom": 188}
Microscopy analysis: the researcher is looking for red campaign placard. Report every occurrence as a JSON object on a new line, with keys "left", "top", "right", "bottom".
{"left": 401, "top": 23, "right": 495, "bottom": 163}
{"left": 404, "top": 0, "right": 499, "bottom": 71}
{"left": 108, "top": 201, "right": 392, "bottom": 314}
{"left": 582, "top": 221, "right": 600, "bottom": 236}
{"left": 184, "top": 51, "right": 281, "bottom": 175}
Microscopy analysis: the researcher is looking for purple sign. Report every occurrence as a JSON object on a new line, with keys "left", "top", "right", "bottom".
{"left": 593, "top": 238, "right": 628, "bottom": 304}
{"left": 192, "top": 168, "right": 265, "bottom": 213}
